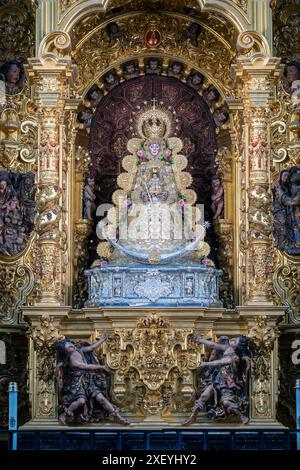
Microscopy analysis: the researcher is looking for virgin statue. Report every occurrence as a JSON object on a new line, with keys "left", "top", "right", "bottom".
{"left": 87, "top": 102, "right": 220, "bottom": 308}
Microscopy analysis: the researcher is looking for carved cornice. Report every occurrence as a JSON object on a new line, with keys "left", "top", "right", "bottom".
{"left": 25, "top": 55, "right": 77, "bottom": 108}
{"left": 233, "top": 55, "right": 282, "bottom": 107}
{"left": 57, "top": 1, "right": 250, "bottom": 34}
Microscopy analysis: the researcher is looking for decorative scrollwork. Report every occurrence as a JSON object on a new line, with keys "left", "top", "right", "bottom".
{"left": 271, "top": 120, "right": 289, "bottom": 163}
{"left": 232, "top": 0, "right": 248, "bottom": 13}
{"left": 39, "top": 31, "right": 72, "bottom": 59}
{"left": 277, "top": 263, "right": 300, "bottom": 323}
{"left": 237, "top": 30, "right": 271, "bottom": 59}
{"left": 29, "top": 315, "right": 63, "bottom": 355}
{"left": 19, "top": 119, "right": 38, "bottom": 163}
{"left": 0, "top": 263, "right": 33, "bottom": 324}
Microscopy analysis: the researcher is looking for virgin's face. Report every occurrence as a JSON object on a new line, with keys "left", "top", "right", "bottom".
{"left": 149, "top": 143, "right": 160, "bottom": 156}
{"left": 287, "top": 65, "right": 300, "bottom": 85}
{"left": 6, "top": 64, "right": 20, "bottom": 84}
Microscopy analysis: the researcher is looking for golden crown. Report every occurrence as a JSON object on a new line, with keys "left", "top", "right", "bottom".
{"left": 142, "top": 116, "right": 166, "bottom": 139}
{"left": 135, "top": 100, "right": 173, "bottom": 140}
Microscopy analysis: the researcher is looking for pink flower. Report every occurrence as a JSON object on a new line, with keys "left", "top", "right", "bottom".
{"left": 201, "top": 259, "right": 209, "bottom": 265}
{"left": 100, "top": 261, "right": 108, "bottom": 266}
{"left": 178, "top": 199, "right": 185, "bottom": 208}
{"left": 137, "top": 150, "right": 144, "bottom": 157}
{"left": 165, "top": 148, "right": 172, "bottom": 157}
{"left": 124, "top": 199, "right": 132, "bottom": 211}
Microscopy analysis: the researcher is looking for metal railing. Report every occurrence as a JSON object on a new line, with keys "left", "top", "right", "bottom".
{"left": 1, "top": 428, "right": 299, "bottom": 451}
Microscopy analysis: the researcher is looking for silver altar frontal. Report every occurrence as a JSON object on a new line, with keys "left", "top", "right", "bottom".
{"left": 85, "top": 264, "right": 222, "bottom": 307}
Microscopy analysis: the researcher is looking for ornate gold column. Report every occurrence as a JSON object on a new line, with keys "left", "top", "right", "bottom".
{"left": 235, "top": 306, "right": 285, "bottom": 425}
{"left": 26, "top": 41, "right": 76, "bottom": 305}
{"left": 234, "top": 50, "right": 282, "bottom": 305}
{"left": 22, "top": 34, "right": 76, "bottom": 426}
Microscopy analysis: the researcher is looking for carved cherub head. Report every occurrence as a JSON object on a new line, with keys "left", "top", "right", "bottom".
{"left": 77, "top": 108, "right": 93, "bottom": 128}
{"left": 103, "top": 70, "right": 119, "bottom": 90}
{"left": 86, "top": 85, "right": 103, "bottom": 107}
{"left": 203, "top": 86, "right": 220, "bottom": 105}
{"left": 213, "top": 108, "right": 229, "bottom": 127}
{"left": 188, "top": 70, "right": 204, "bottom": 89}
{"left": 145, "top": 57, "right": 161, "bottom": 75}
{"left": 168, "top": 61, "right": 184, "bottom": 79}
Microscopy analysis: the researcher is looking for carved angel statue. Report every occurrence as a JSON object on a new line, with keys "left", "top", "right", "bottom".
{"left": 100, "top": 99, "right": 209, "bottom": 265}
{"left": 211, "top": 176, "right": 224, "bottom": 220}
{"left": 182, "top": 334, "right": 251, "bottom": 425}
{"left": 56, "top": 335, "right": 129, "bottom": 425}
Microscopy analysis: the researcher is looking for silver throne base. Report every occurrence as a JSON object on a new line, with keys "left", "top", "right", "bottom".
{"left": 85, "top": 264, "right": 222, "bottom": 307}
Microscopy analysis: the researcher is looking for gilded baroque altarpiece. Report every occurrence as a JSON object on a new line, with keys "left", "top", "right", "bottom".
{"left": 0, "top": 0, "right": 299, "bottom": 427}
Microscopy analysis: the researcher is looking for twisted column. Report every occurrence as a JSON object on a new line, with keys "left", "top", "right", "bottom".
{"left": 26, "top": 56, "right": 76, "bottom": 304}
{"left": 234, "top": 56, "right": 282, "bottom": 304}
